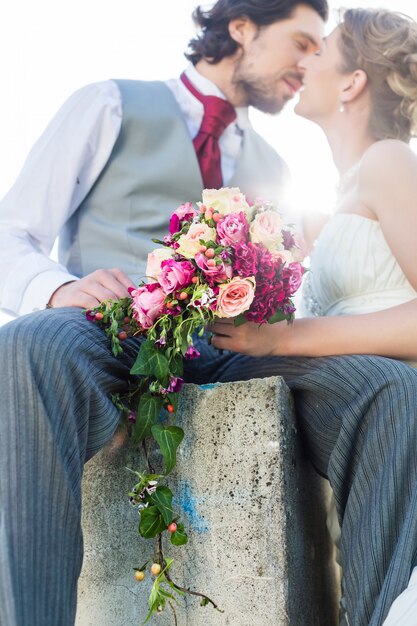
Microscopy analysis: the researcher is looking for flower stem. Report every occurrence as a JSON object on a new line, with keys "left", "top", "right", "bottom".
{"left": 157, "top": 535, "right": 222, "bottom": 612}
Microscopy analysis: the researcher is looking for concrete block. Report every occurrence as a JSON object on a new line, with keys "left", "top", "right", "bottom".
{"left": 76, "top": 377, "right": 339, "bottom": 626}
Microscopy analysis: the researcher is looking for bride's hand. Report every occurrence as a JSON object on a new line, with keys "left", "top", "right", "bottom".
{"left": 211, "top": 318, "right": 294, "bottom": 357}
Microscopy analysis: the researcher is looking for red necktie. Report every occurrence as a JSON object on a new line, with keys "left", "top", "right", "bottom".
{"left": 181, "top": 72, "right": 237, "bottom": 190}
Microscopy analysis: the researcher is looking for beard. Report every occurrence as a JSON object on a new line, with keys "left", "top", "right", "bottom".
{"left": 232, "top": 56, "right": 302, "bottom": 114}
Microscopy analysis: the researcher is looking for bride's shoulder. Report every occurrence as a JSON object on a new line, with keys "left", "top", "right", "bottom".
{"left": 360, "top": 140, "right": 417, "bottom": 178}
{"left": 358, "top": 140, "right": 417, "bottom": 219}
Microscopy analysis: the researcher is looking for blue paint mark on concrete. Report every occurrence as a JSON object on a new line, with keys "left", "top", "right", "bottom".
{"left": 199, "top": 383, "right": 219, "bottom": 390}
{"left": 174, "top": 481, "right": 209, "bottom": 533}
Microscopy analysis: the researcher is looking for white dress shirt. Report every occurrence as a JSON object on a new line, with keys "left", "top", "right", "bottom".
{"left": 0, "top": 64, "right": 250, "bottom": 316}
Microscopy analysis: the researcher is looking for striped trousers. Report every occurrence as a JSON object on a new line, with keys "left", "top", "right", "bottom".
{"left": 0, "top": 307, "right": 416, "bottom": 626}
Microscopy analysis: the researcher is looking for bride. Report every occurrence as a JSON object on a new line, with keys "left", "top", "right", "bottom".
{"left": 211, "top": 7, "right": 417, "bottom": 626}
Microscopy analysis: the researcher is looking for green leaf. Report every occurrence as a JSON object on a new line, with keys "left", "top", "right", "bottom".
{"left": 170, "top": 523, "right": 188, "bottom": 546}
{"left": 200, "top": 598, "right": 210, "bottom": 607}
{"left": 170, "top": 352, "right": 184, "bottom": 377}
{"left": 233, "top": 313, "right": 247, "bottom": 327}
{"left": 158, "top": 588, "right": 176, "bottom": 601}
{"left": 267, "top": 309, "right": 288, "bottom": 324}
{"left": 133, "top": 394, "right": 163, "bottom": 442}
{"left": 139, "top": 505, "right": 166, "bottom": 538}
{"left": 148, "top": 486, "right": 174, "bottom": 526}
{"left": 151, "top": 424, "right": 184, "bottom": 474}
{"left": 130, "top": 340, "right": 169, "bottom": 382}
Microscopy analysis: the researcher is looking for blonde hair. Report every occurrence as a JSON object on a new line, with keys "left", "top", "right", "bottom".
{"left": 338, "top": 8, "right": 417, "bottom": 142}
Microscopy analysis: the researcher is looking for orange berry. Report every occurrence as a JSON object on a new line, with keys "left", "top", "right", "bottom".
{"left": 204, "top": 210, "right": 213, "bottom": 221}
{"left": 124, "top": 316, "right": 131, "bottom": 324}
{"left": 206, "top": 259, "right": 216, "bottom": 267}
{"left": 135, "top": 570, "right": 145, "bottom": 582}
{"left": 179, "top": 292, "right": 188, "bottom": 300}
{"left": 212, "top": 212, "right": 222, "bottom": 223}
{"left": 191, "top": 276, "right": 199, "bottom": 284}
{"left": 151, "top": 563, "right": 162, "bottom": 576}
{"left": 167, "top": 404, "right": 175, "bottom": 414}
{"left": 168, "top": 522, "right": 177, "bottom": 533}
{"left": 199, "top": 245, "right": 207, "bottom": 253}
{"left": 205, "top": 248, "right": 215, "bottom": 259}
{"left": 118, "top": 331, "right": 128, "bottom": 341}
{"left": 95, "top": 312, "right": 104, "bottom": 321}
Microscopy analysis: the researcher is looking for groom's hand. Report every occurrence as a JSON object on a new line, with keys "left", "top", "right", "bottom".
{"left": 48, "top": 268, "right": 133, "bottom": 309}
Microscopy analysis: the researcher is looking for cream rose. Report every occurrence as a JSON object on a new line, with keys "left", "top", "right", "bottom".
{"left": 271, "top": 249, "right": 294, "bottom": 264}
{"left": 201, "top": 187, "right": 251, "bottom": 217}
{"left": 250, "top": 209, "right": 283, "bottom": 251}
{"left": 176, "top": 222, "right": 216, "bottom": 259}
{"left": 216, "top": 276, "right": 256, "bottom": 318}
{"left": 146, "top": 247, "right": 175, "bottom": 280}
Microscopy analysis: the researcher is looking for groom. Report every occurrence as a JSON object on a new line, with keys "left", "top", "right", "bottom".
{"left": 0, "top": 1, "right": 328, "bottom": 625}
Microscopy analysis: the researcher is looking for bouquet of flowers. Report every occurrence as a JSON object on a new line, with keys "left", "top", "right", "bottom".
{"left": 86, "top": 187, "right": 305, "bottom": 622}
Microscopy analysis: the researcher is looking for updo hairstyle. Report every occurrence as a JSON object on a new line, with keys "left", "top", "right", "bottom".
{"left": 338, "top": 8, "right": 417, "bottom": 142}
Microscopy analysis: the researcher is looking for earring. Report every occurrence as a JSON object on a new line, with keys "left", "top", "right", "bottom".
{"left": 339, "top": 102, "right": 346, "bottom": 113}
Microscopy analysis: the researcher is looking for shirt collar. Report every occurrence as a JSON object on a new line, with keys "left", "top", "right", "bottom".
{"left": 183, "top": 64, "right": 250, "bottom": 131}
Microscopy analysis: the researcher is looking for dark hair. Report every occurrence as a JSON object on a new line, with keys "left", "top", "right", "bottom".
{"left": 185, "top": 0, "right": 329, "bottom": 64}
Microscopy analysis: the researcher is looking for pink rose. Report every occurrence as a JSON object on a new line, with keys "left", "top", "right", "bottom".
{"left": 159, "top": 259, "right": 195, "bottom": 294}
{"left": 216, "top": 211, "right": 249, "bottom": 246}
{"left": 250, "top": 210, "right": 283, "bottom": 251}
{"left": 216, "top": 277, "right": 256, "bottom": 318}
{"left": 195, "top": 253, "right": 233, "bottom": 285}
{"left": 291, "top": 232, "right": 308, "bottom": 262}
{"left": 131, "top": 283, "right": 166, "bottom": 329}
{"left": 283, "top": 262, "right": 304, "bottom": 295}
{"left": 169, "top": 202, "right": 199, "bottom": 235}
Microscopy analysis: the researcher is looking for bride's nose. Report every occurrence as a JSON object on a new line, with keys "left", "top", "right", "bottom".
{"left": 297, "top": 57, "right": 307, "bottom": 75}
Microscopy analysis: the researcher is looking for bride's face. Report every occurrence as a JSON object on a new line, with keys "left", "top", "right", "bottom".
{"left": 295, "top": 27, "right": 346, "bottom": 122}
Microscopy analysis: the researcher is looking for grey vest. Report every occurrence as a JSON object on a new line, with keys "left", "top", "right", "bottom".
{"left": 59, "top": 79, "right": 288, "bottom": 283}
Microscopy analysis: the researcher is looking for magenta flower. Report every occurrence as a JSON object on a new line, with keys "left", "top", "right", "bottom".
{"left": 282, "top": 229, "right": 296, "bottom": 250}
{"left": 167, "top": 376, "right": 184, "bottom": 393}
{"left": 232, "top": 242, "right": 259, "bottom": 277}
{"left": 159, "top": 259, "right": 195, "bottom": 294}
{"left": 195, "top": 253, "right": 233, "bottom": 285}
{"left": 169, "top": 202, "right": 198, "bottom": 235}
{"left": 85, "top": 310, "right": 96, "bottom": 322}
{"left": 184, "top": 345, "right": 200, "bottom": 360}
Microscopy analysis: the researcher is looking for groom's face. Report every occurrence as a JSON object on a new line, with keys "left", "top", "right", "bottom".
{"left": 231, "top": 5, "right": 324, "bottom": 114}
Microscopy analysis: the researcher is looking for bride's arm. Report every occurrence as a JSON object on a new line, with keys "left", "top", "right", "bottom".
{"left": 212, "top": 299, "right": 417, "bottom": 359}
{"left": 212, "top": 141, "right": 417, "bottom": 360}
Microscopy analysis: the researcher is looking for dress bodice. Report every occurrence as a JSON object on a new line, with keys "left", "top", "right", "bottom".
{"left": 301, "top": 213, "right": 417, "bottom": 317}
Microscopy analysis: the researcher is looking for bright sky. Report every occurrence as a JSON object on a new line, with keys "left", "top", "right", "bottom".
{"left": 1, "top": 0, "right": 416, "bottom": 326}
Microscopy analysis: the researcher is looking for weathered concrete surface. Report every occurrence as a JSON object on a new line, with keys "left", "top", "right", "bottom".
{"left": 76, "top": 377, "right": 339, "bottom": 626}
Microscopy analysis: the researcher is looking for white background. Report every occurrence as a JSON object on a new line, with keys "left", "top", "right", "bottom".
{"left": 1, "top": 0, "right": 416, "bottom": 326}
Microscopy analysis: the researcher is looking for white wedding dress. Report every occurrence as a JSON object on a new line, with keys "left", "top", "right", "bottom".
{"left": 301, "top": 212, "right": 417, "bottom": 319}
{"left": 300, "top": 213, "right": 417, "bottom": 625}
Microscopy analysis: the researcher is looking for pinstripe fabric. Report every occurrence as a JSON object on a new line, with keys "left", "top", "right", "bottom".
{"left": 0, "top": 308, "right": 141, "bottom": 626}
{"left": 1, "top": 309, "right": 416, "bottom": 625}
{"left": 185, "top": 344, "right": 417, "bottom": 626}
